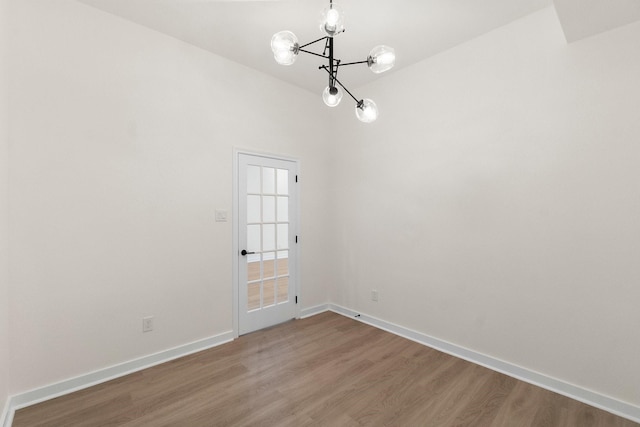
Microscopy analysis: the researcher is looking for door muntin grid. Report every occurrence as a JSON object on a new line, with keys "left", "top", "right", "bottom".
{"left": 246, "top": 165, "right": 290, "bottom": 312}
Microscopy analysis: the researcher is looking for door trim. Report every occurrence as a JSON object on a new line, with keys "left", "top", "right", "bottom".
{"left": 232, "top": 148, "right": 301, "bottom": 338}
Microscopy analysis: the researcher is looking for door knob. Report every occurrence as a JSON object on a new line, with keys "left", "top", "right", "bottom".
{"left": 241, "top": 249, "right": 255, "bottom": 256}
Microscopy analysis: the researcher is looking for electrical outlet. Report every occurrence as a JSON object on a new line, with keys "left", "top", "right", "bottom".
{"left": 143, "top": 316, "right": 154, "bottom": 333}
{"left": 371, "top": 290, "right": 379, "bottom": 302}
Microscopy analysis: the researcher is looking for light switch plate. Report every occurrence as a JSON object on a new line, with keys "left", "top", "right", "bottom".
{"left": 215, "top": 209, "right": 228, "bottom": 222}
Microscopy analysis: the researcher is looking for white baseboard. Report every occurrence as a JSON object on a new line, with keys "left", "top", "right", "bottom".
{"left": 3, "top": 331, "right": 234, "bottom": 427}
{"left": 328, "top": 303, "right": 640, "bottom": 424}
{"left": 299, "top": 303, "right": 330, "bottom": 319}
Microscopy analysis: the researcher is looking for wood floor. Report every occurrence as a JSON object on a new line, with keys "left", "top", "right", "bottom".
{"left": 13, "top": 312, "right": 638, "bottom": 427}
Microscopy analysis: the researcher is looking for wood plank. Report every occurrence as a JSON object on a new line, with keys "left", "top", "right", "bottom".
{"left": 12, "top": 312, "right": 639, "bottom": 426}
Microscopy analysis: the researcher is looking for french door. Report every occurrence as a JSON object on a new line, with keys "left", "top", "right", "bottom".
{"left": 237, "top": 153, "right": 298, "bottom": 335}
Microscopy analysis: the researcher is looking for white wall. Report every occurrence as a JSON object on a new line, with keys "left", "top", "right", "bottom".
{"left": 0, "top": 0, "right": 11, "bottom": 416}
{"left": 6, "top": 0, "right": 640, "bottom": 416}
{"left": 330, "top": 7, "right": 640, "bottom": 407}
{"left": 7, "top": 0, "right": 332, "bottom": 394}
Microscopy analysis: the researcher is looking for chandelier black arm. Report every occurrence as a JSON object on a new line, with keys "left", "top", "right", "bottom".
{"left": 320, "top": 65, "right": 361, "bottom": 105}
{"left": 316, "top": 59, "right": 343, "bottom": 67}
{"left": 298, "top": 48, "right": 330, "bottom": 60}
{"left": 336, "top": 59, "right": 370, "bottom": 67}
{"left": 318, "top": 61, "right": 341, "bottom": 81}
{"left": 298, "top": 36, "right": 329, "bottom": 50}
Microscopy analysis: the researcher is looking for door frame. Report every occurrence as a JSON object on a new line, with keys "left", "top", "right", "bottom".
{"left": 232, "top": 148, "right": 301, "bottom": 338}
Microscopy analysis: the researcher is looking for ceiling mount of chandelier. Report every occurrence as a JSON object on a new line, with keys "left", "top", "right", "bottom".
{"left": 270, "top": 0, "right": 395, "bottom": 123}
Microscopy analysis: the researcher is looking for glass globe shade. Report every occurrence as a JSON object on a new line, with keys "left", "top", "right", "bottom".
{"left": 322, "top": 86, "right": 343, "bottom": 107}
{"left": 320, "top": 4, "right": 344, "bottom": 37}
{"left": 271, "top": 31, "right": 299, "bottom": 65}
{"left": 368, "top": 45, "right": 396, "bottom": 74}
{"left": 355, "top": 99, "right": 378, "bottom": 123}
{"left": 273, "top": 51, "right": 296, "bottom": 66}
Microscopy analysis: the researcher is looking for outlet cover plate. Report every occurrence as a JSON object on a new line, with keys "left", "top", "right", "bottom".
{"left": 143, "top": 316, "right": 154, "bottom": 333}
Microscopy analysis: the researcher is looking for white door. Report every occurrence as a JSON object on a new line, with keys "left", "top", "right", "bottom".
{"left": 237, "top": 153, "right": 298, "bottom": 335}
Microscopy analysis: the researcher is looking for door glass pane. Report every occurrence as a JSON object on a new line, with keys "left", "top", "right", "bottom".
{"left": 263, "top": 196, "right": 276, "bottom": 223}
{"left": 263, "top": 168, "right": 275, "bottom": 194}
{"left": 277, "top": 197, "right": 288, "bottom": 222}
{"left": 263, "top": 256, "right": 275, "bottom": 279}
{"left": 248, "top": 258, "right": 261, "bottom": 282}
{"left": 277, "top": 169, "right": 289, "bottom": 195}
{"left": 277, "top": 251, "right": 289, "bottom": 276}
{"left": 263, "top": 224, "right": 276, "bottom": 251}
{"left": 247, "top": 165, "right": 261, "bottom": 194}
{"left": 277, "top": 224, "right": 288, "bottom": 250}
{"left": 247, "top": 225, "right": 261, "bottom": 253}
{"left": 276, "top": 277, "right": 289, "bottom": 303}
{"left": 247, "top": 195, "right": 261, "bottom": 223}
{"left": 263, "top": 279, "right": 276, "bottom": 307}
{"left": 248, "top": 282, "right": 260, "bottom": 311}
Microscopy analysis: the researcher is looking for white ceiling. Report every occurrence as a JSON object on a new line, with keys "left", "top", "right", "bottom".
{"left": 76, "top": 0, "right": 640, "bottom": 94}
{"left": 553, "top": 0, "right": 640, "bottom": 42}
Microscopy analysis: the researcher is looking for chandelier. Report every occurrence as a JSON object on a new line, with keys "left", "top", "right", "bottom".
{"left": 270, "top": 0, "right": 396, "bottom": 123}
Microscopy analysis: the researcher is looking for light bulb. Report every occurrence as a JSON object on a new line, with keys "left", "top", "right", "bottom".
{"left": 368, "top": 45, "right": 396, "bottom": 74}
{"left": 326, "top": 9, "right": 340, "bottom": 26}
{"left": 320, "top": 4, "right": 344, "bottom": 37}
{"left": 355, "top": 99, "right": 378, "bottom": 123}
{"left": 274, "top": 50, "right": 296, "bottom": 66}
{"left": 377, "top": 52, "right": 395, "bottom": 65}
{"left": 322, "top": 86, "right": 343, "bottom": 107}
{"left": 271, "top": 31, "right": 299, "bottom": 65}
